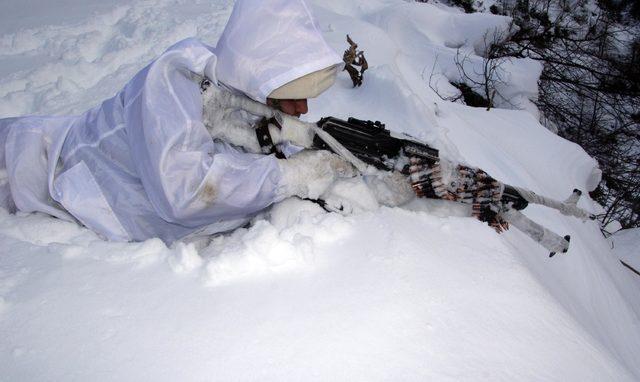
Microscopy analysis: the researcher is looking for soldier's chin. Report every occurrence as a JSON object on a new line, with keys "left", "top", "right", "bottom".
{"left": 282, "top": 111, "right": 301, "bottom": 118}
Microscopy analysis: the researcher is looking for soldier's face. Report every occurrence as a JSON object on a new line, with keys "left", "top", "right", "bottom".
{"left": 267, "top": 98, "right": 308, "bottom": 117}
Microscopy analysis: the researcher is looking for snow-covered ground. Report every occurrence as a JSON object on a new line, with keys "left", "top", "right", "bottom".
{"left": 613, "top": 228, "right": 640, "bottom": 273}
{"left": 1, "top": 0, "right": 639, "bottom": 380}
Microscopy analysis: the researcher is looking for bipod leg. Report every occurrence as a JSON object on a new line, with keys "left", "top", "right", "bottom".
{"left": 511, "top": 187, "right": 596, "bottom": 221}
{"left": 500, "top": 208, "right": 571, "bottom": 257}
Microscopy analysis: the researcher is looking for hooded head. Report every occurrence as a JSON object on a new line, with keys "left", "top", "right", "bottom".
{"left": 214, "top": 0, "right": 343, "bottom": 103}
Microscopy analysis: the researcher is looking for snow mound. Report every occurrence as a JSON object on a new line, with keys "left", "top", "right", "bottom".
{"left": 1, "top": 200, "right": 636, "bottom": 381}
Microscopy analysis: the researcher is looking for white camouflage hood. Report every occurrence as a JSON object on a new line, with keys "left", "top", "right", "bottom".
{"left": 214, "top": 0, "right": 343, "bottom": 102}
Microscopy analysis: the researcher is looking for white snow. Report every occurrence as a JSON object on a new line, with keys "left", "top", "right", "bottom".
{"left": 1, "top": 0, "right": 639, "bottom": 380}
{"left": 612, "top": 228, "right": 640, "bottom": 272}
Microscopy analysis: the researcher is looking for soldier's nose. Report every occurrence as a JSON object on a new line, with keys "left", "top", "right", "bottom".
{"left": 295, "top": 99, "right": 308, "bottom": 115}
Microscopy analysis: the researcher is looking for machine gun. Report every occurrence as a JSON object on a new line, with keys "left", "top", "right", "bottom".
{"left": 311, "top": 117, "right": 596, "bottom": 257}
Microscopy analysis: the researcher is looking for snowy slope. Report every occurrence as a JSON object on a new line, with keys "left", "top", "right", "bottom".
{"left": 1, "top": 0, "right": 639, "bottom": 380}
{"left": 613, "top": 228, "right": 640, "bottom": 273}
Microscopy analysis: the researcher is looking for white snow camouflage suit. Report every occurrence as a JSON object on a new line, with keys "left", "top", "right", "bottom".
{"left": 0, "top": 0, "right": 343, "bottom": 243}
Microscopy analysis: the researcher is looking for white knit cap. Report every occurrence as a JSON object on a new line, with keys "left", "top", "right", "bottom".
{"left": 268, "top": 65, "right": 339, "bottom": 100}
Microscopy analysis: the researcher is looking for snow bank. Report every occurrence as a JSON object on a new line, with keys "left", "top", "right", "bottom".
{"left": 0, "top": 204, "right": 635, "bottom": 381}
{"left": 1, "top": 0, "right": 639, "bottom": 380}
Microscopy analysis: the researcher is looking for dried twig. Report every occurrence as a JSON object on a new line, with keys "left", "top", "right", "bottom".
{"left": 343, "top": 35, "right": 368, "bottom": 87}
